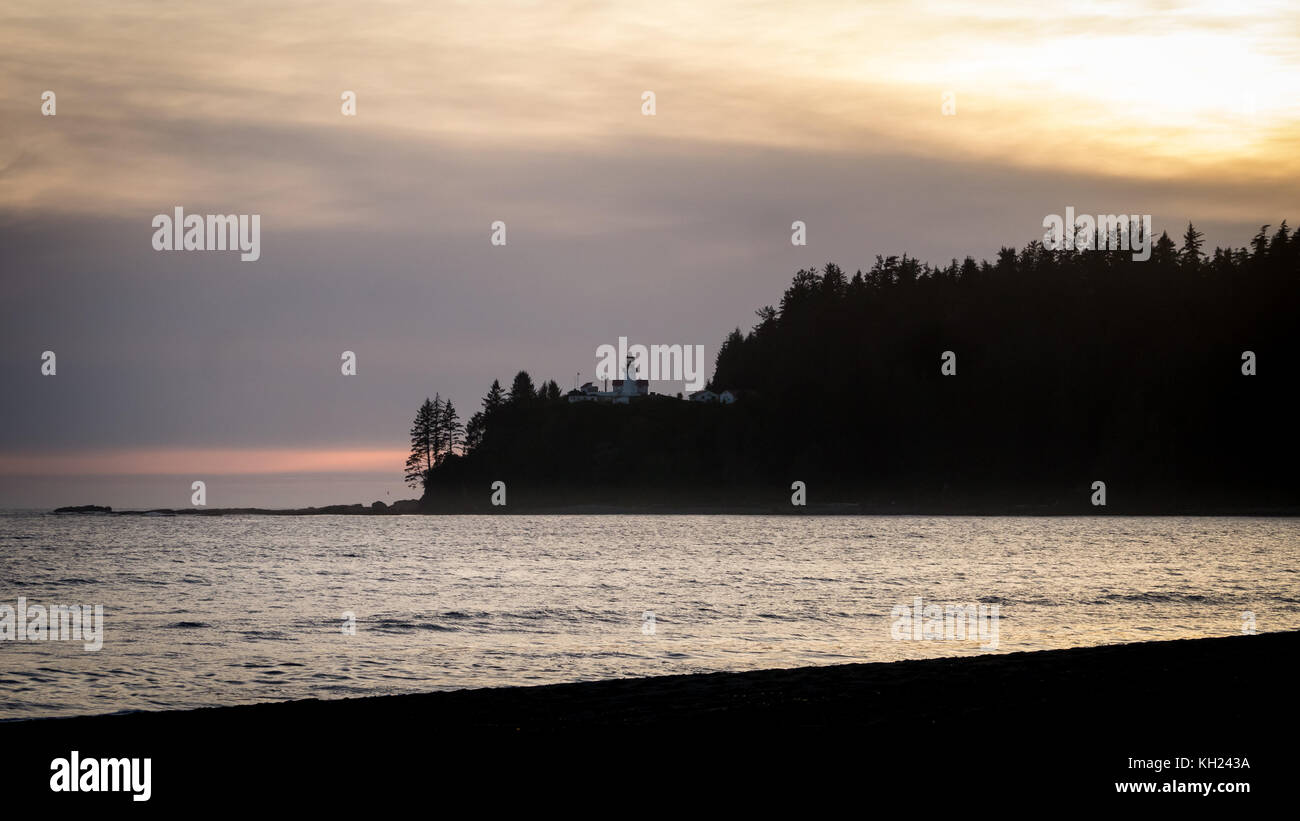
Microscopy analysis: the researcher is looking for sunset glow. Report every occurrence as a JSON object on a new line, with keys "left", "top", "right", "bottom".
{"left": 0, "top": 448, "right": 406, "bottom": 476}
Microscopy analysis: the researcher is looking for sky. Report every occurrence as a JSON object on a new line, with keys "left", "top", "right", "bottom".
{"left": 2, "top": 0, "right": 1298, "bottom": 508}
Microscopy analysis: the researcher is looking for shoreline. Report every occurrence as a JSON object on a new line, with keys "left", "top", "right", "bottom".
{"left": 7, "top": 631, "right": 1291, "bottom": 729}
{"left": 5, "top": 632, "right": 1288, "bottom": 806}
{"left": 47, "top": 503, "right": 1300, "bottom": 517}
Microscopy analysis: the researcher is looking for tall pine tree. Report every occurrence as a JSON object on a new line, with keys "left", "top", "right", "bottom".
{"left": 439, "top": 400, "right": 462, "bottom": 461}
{"left": 404, "top": 397, "right": 438, "bottom": 488}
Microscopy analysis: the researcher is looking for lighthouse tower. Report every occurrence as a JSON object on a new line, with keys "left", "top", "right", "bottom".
{"left": 618, "top": 354, "right": 639, "bottom": 399}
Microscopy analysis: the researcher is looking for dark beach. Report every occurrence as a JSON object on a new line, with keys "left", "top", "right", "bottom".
{"left": 5, "top": 631, "right": 1289, "bottom": 808}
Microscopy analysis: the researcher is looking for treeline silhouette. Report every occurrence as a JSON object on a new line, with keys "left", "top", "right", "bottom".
{"left": 411, "top": 223, "right": 1299, "bottom": 512}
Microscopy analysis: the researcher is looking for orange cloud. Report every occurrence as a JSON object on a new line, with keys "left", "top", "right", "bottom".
{"left": 0, "top": 448, "right": 406, "bottom": 476}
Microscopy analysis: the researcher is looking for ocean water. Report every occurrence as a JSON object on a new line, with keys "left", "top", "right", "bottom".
{"left": 1, "top": 514, "right": 1297, "bottom": 719}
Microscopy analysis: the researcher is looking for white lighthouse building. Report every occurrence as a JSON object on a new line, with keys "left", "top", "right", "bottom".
{"left": 567, "top": 354, "right": 649, "bottom": 403}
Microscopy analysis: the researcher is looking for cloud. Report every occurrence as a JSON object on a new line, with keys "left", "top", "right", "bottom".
{"left": 3, "top": 0, "right": 1298, "bottom": 223}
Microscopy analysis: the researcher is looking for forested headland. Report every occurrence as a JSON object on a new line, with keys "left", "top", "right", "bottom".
{"left": 407, "top": 224, "right": 1299, "bottom": 513}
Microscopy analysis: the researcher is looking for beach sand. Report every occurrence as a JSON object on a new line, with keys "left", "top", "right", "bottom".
{"left": 5, "top": 631, "right": 1289, "bottom": 808}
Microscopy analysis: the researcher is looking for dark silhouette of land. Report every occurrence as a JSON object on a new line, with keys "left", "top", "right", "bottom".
{"left": 413, "top": 223, "right": 1299, "bottom": 514}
